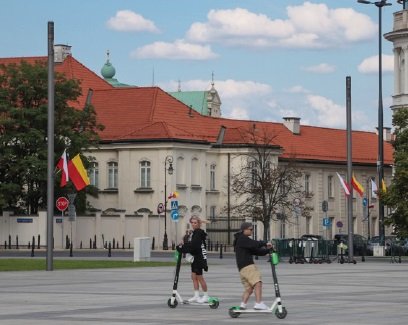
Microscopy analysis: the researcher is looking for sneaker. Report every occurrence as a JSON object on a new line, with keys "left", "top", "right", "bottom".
{"left": 197, "top": 295, "right": 209, "bottom": 303}
{"left": 253, "top": 302, "right": 268, "bottom": 310}
{"left": 239, "top": 302, "right": 247, "bottom": 310}
{"left": 188, "top": 296, "right": 199, "bottom": 303}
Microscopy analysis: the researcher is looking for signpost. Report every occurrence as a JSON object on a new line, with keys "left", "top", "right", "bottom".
{"left": 56, "top": 197, "right": 69, "bottom": 249}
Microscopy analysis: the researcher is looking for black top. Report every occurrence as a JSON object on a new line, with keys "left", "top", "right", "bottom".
{"left": 233, "top": 231, "right": 270, "bottom": 271}
{"left": 181, "top": 228, "right": 208, "bottom": 266}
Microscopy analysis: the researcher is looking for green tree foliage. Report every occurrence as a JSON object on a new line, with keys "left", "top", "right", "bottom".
{"left": 229, "top": 125, "right": 311, "bottom": 240}
{"left": 383, "top": 108, "right": 408, "bottom": 237}
{"left": 0, "top": 60, "right": 104, "bottom": 214}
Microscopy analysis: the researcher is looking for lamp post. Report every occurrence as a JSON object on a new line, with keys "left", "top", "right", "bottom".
{"left": 397, "top": 0, "right": 407, "bottom": 9}
{"left": 357, "top": 0, "right": 391, "bottom": 248}
{"left": 163, "top": 155, "right": 174, "bottom": 250}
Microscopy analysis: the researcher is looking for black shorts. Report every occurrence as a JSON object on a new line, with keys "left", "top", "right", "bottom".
{"left": 191, "top": 260, "right": 204, "bottom": 275}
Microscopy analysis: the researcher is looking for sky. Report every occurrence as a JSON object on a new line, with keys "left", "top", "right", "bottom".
{"left": 0, "top": 0, "right": 401, "bottom": 131}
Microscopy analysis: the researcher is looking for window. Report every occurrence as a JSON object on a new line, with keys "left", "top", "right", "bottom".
{"left": 140, "top": 161, "right": 151, "bottom": 188}
{"left": 249, "top": 160, "right": 258, "bottom": 187}
{"left": 305, "top": 174, "right": 311, "bottom": 196}
{"left": 191, "top": 158, "right": 199, "bottom": 185}
{"left": 306, "top": 216, "right": 311, "bottom": 234}
{"left": 210, "top": 206, "right": 216, "bottom": 222}
{"left": 328, "top": 175, "right": 333, "bottom": 198}
{"left": 176, "top": 157, "right": 185, "bottom": 185}
{"left": 88, "top": 162, "right": 99, "bottom": 188}
{"left": 210, "top": 164, "right": 216, "bottom": 190}
{"left": 107, "top": 162, "right": 118, "bottom": 188}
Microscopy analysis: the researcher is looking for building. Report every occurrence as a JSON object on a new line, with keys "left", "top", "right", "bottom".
{"left": 0, "top": 46, "right": 394, "bottom": 249}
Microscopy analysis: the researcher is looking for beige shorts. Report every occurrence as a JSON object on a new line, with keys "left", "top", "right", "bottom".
{"left": 239, "top": 264, "right": 262, "bottom": 291}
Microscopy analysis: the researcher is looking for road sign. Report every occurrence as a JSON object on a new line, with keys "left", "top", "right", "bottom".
{"left": 171, "top": 210, "right": 179, "bottom": 221}
{"left": 56, "top": 197, "right": 69, "bottom": 212}
{"left": 323, "top": 218, "right": 331, "bottom": 227}
{"left": 322, "top": 200, "right": 328, "bottom": 212}
{"left": 362, "top": 198, "right": 368, "bottom": 207}
{"left": 157, "top": 203, "right": 164, "bottom": 214}
{"left": 170, "top": 200, "right": 178, "bottom": 210}
{"left": 336, "top": 221, "right": 343, "bottom": 228}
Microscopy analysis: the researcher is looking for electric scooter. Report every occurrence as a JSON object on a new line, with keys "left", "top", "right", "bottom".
{"left": 167, "top": 250, "right": 219, "bottom": 309}
{"left": 228, "top": 250, "right": 287, "bottom": 319}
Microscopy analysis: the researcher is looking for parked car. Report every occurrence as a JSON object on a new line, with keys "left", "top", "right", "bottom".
{"left": 334, "top": 234, "right": 368, "bottom": 256}
{"left": 300, "top": 234, "right": 324, "bottom": 241}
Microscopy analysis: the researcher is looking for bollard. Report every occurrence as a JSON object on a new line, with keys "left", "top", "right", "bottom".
{"left": 215, "top": 242, "right": 219, "bottom": 252}
{"left": 16, "top": 236, "right": 19, "bottom": 249}
{"left": 113, "top": 238, "right": 116, "bottom": 249}
{"left": 31, "top": 237, "right": 35, "bottom": 257}
{"left": 129, "top": 242, "right": 131, "bottom": 249}
{"left": 219, "top": 244, "right": 223, "bottom": 259}
{"left": 90, "top": 238, "right": 92, "bottom": 249}
{"left": 151, "top": 237, "right": 155, "bottom": 250}
{"left": 116, "top": 242, "right": 119, "bottom": 249}
{"left": 122, "top": 235, "right": 125, "bottom": 249}
{"left": 108, "top": 242, "right": 111, "bottom": 257}
{"left": 28, "top": 242, "right": 30, "bottom": 249}
{"left": 37, "top": 234, "right": 40, "bottom": 249}
{"left": 70, "top": 241, "right": 73, "bottom": 257}
{"left": 172, "top": 241, "right": 175, "bottom": 250}
{"left": 94, "top": 235, "right": 97, "bottom": 249}
{"left": 80, "top": 241, "right": 82, "bottom": 249}
{"left": 4, "top": 241, "right": 7, "bottom": 249}
{"left": 8, "top": 235, "right": 11, "bottom": 249}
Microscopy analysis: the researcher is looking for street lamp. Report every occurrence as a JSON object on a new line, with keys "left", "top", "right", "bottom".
{"left": 397, "top": 0, "right": 407, "bottom": 9}
{"left": 357, "top": 0, "right": 391, "bottom": 248}
{"left": 163, "top": 155, "right": 174, "bottom": 250}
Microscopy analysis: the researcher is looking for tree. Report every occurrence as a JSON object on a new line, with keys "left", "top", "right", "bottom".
{"left": 383, "top": 107, "right": 408, "bottom": 237}
{"left": 0, "top": 60, "right": 104, "bottom": 214}
{"left": 229, "top": 125, "right": 311, "bottom": 240}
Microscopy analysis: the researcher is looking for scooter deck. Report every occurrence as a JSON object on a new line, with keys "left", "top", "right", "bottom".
{"left": 232, "top": 308, "right": 273, "bottom": 313}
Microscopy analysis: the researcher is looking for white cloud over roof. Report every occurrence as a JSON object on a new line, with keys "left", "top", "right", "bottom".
{"left": 107, "top": 10, "right": 159, "bottom": 33}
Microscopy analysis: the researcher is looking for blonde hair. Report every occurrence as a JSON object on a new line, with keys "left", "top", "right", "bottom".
{"left": 189, "top": 215, "right": 209, "bottom": 225}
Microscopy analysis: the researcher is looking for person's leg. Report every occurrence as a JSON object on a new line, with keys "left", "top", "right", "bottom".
{"left": 188, "top": 272, "right": 200, "bottom": 302}
{"left": 253, "top": 281, "right": 262, "bottom": 303}
{"left": 197, "top": 274, "right": 207, "bottom": 292}
{"left": 241, "top": 286, "right": 253, "bottom": 304}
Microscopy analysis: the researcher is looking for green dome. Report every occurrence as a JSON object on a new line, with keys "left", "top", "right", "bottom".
{"left": 101, "top": 61, "right": 116, "bottom": 79}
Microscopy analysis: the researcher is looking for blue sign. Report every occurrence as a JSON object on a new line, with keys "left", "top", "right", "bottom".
{"left": 171, "top": 200, "right": 178, "bottom": 210}
{"left": 362, "top": 198, "right": 368, "bottom": 207}
{"left": 323, "top": 218, "right": 331, "bottom": 227}
{"left": 17, "top": 218, "right": 33, "bottom": 223}
{"left": 171, "top": 210, "right": 179, "bottom": 221}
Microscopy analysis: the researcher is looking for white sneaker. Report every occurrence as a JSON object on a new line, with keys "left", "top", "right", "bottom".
{"left": 197, "top": 295, "right": 209, "bottom": 303}
{"left": 188, "top": 296, "right": 199, "bottom": 303}
{"left": 254, "top": 302, "right": 268, "bottom": 310}
{"left": 239, "top": 302, "right": 247, "bottom": 310}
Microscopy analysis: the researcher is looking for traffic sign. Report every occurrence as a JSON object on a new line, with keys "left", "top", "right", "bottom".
{"left": 157, "top": 203, "right": 164, "bottom": 214}
{"left": 323, "top": 218, "right": 331, "bottom": 227}
{"left": 170, "top": 200, "right": 178, "bottom": 210}
{"left": 362, "top": 198, "right": 368, "bottom": 207}
{"left": 336, "top": 221, "right": 343, "bottom": 228}
{"left": 171, "top": 210, "right": 179, "bottom": 221}
{"left": 56, "top": 197, "right": 69, "bottom": 212}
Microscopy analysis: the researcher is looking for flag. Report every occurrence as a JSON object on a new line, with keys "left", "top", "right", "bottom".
{"left": 371, "top": 179, "right": 378, "bottom": 199}
{"left": 381, "top": 179, "right": 387, "bottom": 193}
{"left": 67, "top": 154, "right": 90, "bottom": 191}
{"left": 336, "top": 172, "right": 350, "bottom": 196}
{"left": 351, "top": 174, "right": 364, "bottom": 197}
{"left": 56, "top": 149, "right": 69, "bottom": 187}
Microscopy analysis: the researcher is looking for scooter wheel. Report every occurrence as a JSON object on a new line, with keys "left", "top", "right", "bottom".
{"left": 167, "top": 298, "right": 178, "bottom": 308}
{"left": 228, "top": 308, "right": 240, "bottom": 318}
{"left": 209, "top": 300, "right": 219, "bottom": 309}
{"left": 275, "top": 307, "right": 288, "bottom": 319}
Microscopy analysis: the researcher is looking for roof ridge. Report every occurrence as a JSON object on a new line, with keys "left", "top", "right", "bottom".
{"left": 67, "top": 56, "right": 113, "bottom": 89}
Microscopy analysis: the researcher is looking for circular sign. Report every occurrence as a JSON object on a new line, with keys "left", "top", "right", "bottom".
{"left": 157, "top": 203, "right": 164, "bottom": 214}
{"left": 336, "top": 221, "right": 343, "bottom": 228}
{"left": 56, "top": 197, "right": 69, "bottom": 212}
{"left": 362, "top": 198, "right": 368, "bottom": 207}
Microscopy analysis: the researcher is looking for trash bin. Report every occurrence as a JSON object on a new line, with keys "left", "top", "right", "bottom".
{"left": 134, "top": 237, "right": 151, "bottom": 261}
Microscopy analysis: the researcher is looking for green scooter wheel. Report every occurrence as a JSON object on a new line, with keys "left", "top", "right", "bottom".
{"left": 228, "top": 307, "right": 240, "bottom": 318}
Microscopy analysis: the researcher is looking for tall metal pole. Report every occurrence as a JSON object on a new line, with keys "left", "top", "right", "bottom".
{"left": 377, "top": 4, "right": 385, "bottom": 248}
{"left": 346, "top": 76, "right": 354, "bottom": 260}
{"left": 46, "top": 21, "right": 55, "bottom": 271}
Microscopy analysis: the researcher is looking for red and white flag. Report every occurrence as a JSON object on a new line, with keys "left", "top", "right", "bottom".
{"left": 336, "top": 172, "right": 350, "bottom": 196}
{"left": 56, "top": 149, "right": 69, "bottom": 187}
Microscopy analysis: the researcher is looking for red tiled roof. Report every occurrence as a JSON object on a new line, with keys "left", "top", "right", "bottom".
{"left": 91, "top": 86, "right": 393, "bottom": 166}
{"left": 0, "top": 55, "right": 113, "bottom": 108}
{"left": 0, "top": 55, "right": 393, "bottom": 166}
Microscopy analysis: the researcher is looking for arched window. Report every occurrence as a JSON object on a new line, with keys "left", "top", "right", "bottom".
{"left": 107, "top": 162, "right": 118, "bottom": 188}
{"left": 191, "top": 158, "right": 200, "bottom": 185}
{"left": 88, "top": 162, "right": 99, "bottom": 188}
{"left": 140, "top": 161, "right": 151, "bottom": 188}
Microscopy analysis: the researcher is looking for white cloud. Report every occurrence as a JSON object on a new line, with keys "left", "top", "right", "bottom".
{"left": 307, "top": 94, "right": 345, "bottom": 128}
{"left": 286, "top": 85, "right": 310, "bottom": 94}
{"left": 302, "top": 63, "right": 336, "bottom": 74}
{"left": 107, "top": 10, "right": 159, "bottom": 32}
{"left": 131, "top": 40, "right": 217, "bottom": 60}
{"left": 227, "top": 107, "right": 250, "bottom": 120}
{"left": 358, "top": 54, "right": 394, "bottom": 74}
{"left": 185, "top": 3, "right": 376, "bottom": 49}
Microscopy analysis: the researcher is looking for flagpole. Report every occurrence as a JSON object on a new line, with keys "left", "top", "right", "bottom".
{"left": 346, "top": 76, "right": 354, "bottom": 261}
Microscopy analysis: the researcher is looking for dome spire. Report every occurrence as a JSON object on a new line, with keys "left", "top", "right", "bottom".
{"left": 101, "top": 49, "right": 116, "bottom": 79}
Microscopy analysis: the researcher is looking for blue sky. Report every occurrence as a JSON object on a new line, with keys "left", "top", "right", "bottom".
{"left": 0, "top": 0, "right": 400, "bottom": 131}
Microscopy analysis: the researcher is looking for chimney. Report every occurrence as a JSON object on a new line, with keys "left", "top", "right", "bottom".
{"left": 54, "top": 44, "right": 72, "bottom": 63}
{"left": 283, "top": 117, "right": 301, "bottom": 134}
{"left": 383, "top": 127, "right": 392, "bottom": 142}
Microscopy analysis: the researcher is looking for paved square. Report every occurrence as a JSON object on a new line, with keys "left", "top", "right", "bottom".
{"left": 0, "top": 256, "right": 407, "bottom": 324}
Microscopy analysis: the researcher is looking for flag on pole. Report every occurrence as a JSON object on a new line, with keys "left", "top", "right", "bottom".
{"left": 67, "top": 154, "right": 90, "bottom": 191}
{"left": 371, "top": 179, "right": 378, "bottom": 199}
{"left": 56, "top": 149, "right": 69, "bottom": 187}
{"left": 381, "top": 179, "right": 387, "bottom": 193}
{"left": 351, "top": 174, "right": 364, "bottom": 197}
{"left": 336, "top": 172, "right": 350, "bottom": 196}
